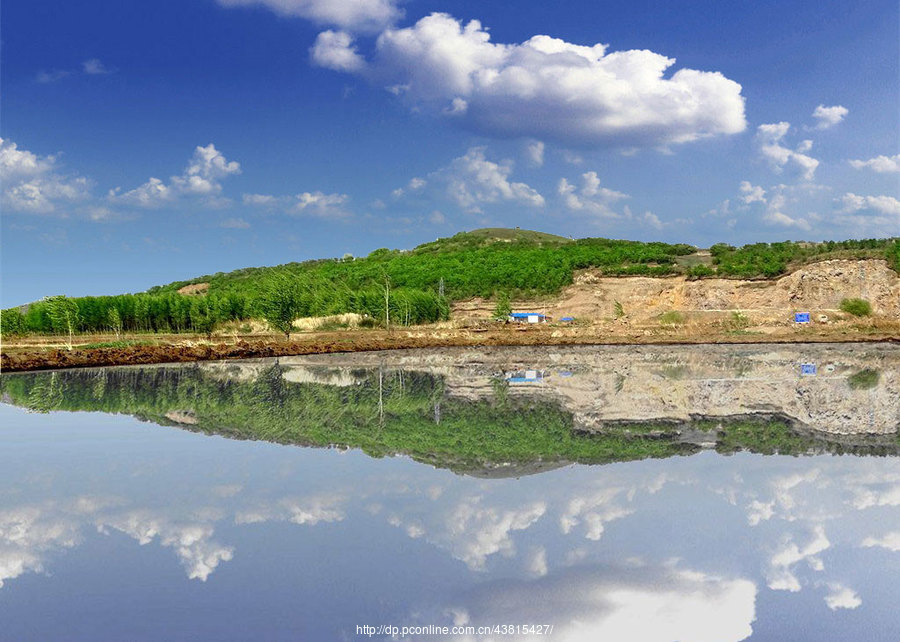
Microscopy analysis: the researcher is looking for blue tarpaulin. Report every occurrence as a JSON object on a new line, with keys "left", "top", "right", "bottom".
{"left": 795, "top": 312, "right": 811, "bottom": 323}
{"left": 801, "top": 363, "right": 817, "bottom": 375}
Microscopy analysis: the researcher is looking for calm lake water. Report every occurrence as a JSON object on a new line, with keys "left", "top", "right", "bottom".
{"left": 1, "top": 344, "right": 899, "bottom": 641}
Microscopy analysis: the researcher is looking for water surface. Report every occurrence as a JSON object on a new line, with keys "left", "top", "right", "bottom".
{"left": 1, "top": 344, "right": 898, "bottom": 641}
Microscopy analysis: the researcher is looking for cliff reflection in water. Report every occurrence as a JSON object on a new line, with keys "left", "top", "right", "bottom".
{"left": 3, "top": 343, "right": 898, "bottom": 475}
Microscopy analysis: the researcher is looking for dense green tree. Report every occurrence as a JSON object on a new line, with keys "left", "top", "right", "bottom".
{"left": 494, "top": 292, "right": 512, "bottom": 320}
{"left": 45, "top": 296, "right": 81, "bottom": 350}
{"left": 190, "top": 297, "right": 217, "bottom": 339}
{"left": 108, "top": 307, "right": 123, "bottom": 339}
{"left": 0, "top": 308, "right": 26, "bottom": 336}
{"left": 257, "top": 273, "right": 301, "bottom": 339}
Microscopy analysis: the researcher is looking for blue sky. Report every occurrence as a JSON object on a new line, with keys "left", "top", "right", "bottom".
{"left": 1, "top": 0, "right": 898, "bottom": 306}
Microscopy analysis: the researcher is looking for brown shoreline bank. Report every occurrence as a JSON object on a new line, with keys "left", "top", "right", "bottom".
{"left": 3, "top": 326, "right": 898, "bottom": 373}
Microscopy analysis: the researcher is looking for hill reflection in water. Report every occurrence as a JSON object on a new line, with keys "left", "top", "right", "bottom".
{"left": 3, "top": 343, "right": 898, "bottom": 476}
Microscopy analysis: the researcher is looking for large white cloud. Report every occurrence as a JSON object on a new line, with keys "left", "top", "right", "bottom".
{"left": 218, "top": 0, "right": 401, "bottom": 32}
{"left": 313, "top": 13, "right": 747, "bottom": 148}
{"left": 0, "top": 138, "right": 92, "bottom": 214}
{"left": 109, "top": 144, "right": 241, "bottom": 208}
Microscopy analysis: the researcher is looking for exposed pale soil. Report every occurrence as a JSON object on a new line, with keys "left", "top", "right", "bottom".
{"left": 176, "top": 282, "right": 209, "bottom": 295}
{"left": 453, "top": 259, "right": 900, "bottom": 323}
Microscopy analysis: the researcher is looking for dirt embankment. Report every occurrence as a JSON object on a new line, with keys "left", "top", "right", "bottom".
{"left": 3, "top": 325, "right": 899, "bottom": 372}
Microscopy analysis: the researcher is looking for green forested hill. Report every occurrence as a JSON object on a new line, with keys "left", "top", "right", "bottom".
{"left": 2, "top": 229, "right": 898, "bottom": 336}
{"left": 148, "top": 230, "right": 695, "bottom": 299}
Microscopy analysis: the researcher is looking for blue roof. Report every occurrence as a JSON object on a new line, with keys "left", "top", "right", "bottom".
{"left": 509, "top": 312, "right": 546, "bottom": 318}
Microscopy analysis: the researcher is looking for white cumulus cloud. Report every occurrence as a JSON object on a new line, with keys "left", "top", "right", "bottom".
{"left": 823, "top": 583, "right": 862, "bottom": 611}
{"left": 849, "top": 153, "right": 900, "bottom": 173}
{"left": 811, "top": 104, "right": 848, "bottom": 130}
{"left": 311, "top": 30, "right": 367, "bottom": 72}
{"left": 756, "top": 122, "right": 819, "bottom": 181}
{"left": 243, "top": 190, "right": 351, "bottom": 218}
{"left": 739, "top": 181, "right": 766, "bottom": 204}
{"left": 292, "top": 191, "right": 351, "bottom": 217}
{"left": 311, "top": 13, "right": 746, "bottom": 148}
{"left": 110, "top": 144, "right": 241, "bottom": 208}
{"left": 558, "top": 171, "right": 629, "bottom": 218}
{"left": 0, "top": 138, "right": 92, "bottom": 214}
{"left": 390, "top": 176, "right": 426, "bottom": 198}
{"left": 102, "top": 511, "right": 234, "bottom": 582}
{"left": 861, "top": 531, "right": 900, "bottom": 552}
{"left": 766, "top": 525, "right": 830, "bottom": 592}
{"left": 430, "top": 497, "right": 546, "bottom": 571}
{"left": 437, "top": 146, "right": 544, "bottom": 213}
{"left": 764, "top": 190, "right": 812, "bottom": 231}
{"left": 840, "top": 193, "right": 900, "bottom": 217}
{"left": 526, "top": 141, "right": 545, "bottom": 167}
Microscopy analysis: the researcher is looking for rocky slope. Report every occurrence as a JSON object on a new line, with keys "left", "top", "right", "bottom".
{"left": 452, "top": 259, "right": 900, "bottom": 323}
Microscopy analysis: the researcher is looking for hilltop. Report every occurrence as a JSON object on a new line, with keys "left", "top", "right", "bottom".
{"left": 146, "top": 228, "right": 897, "bottom": 298}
